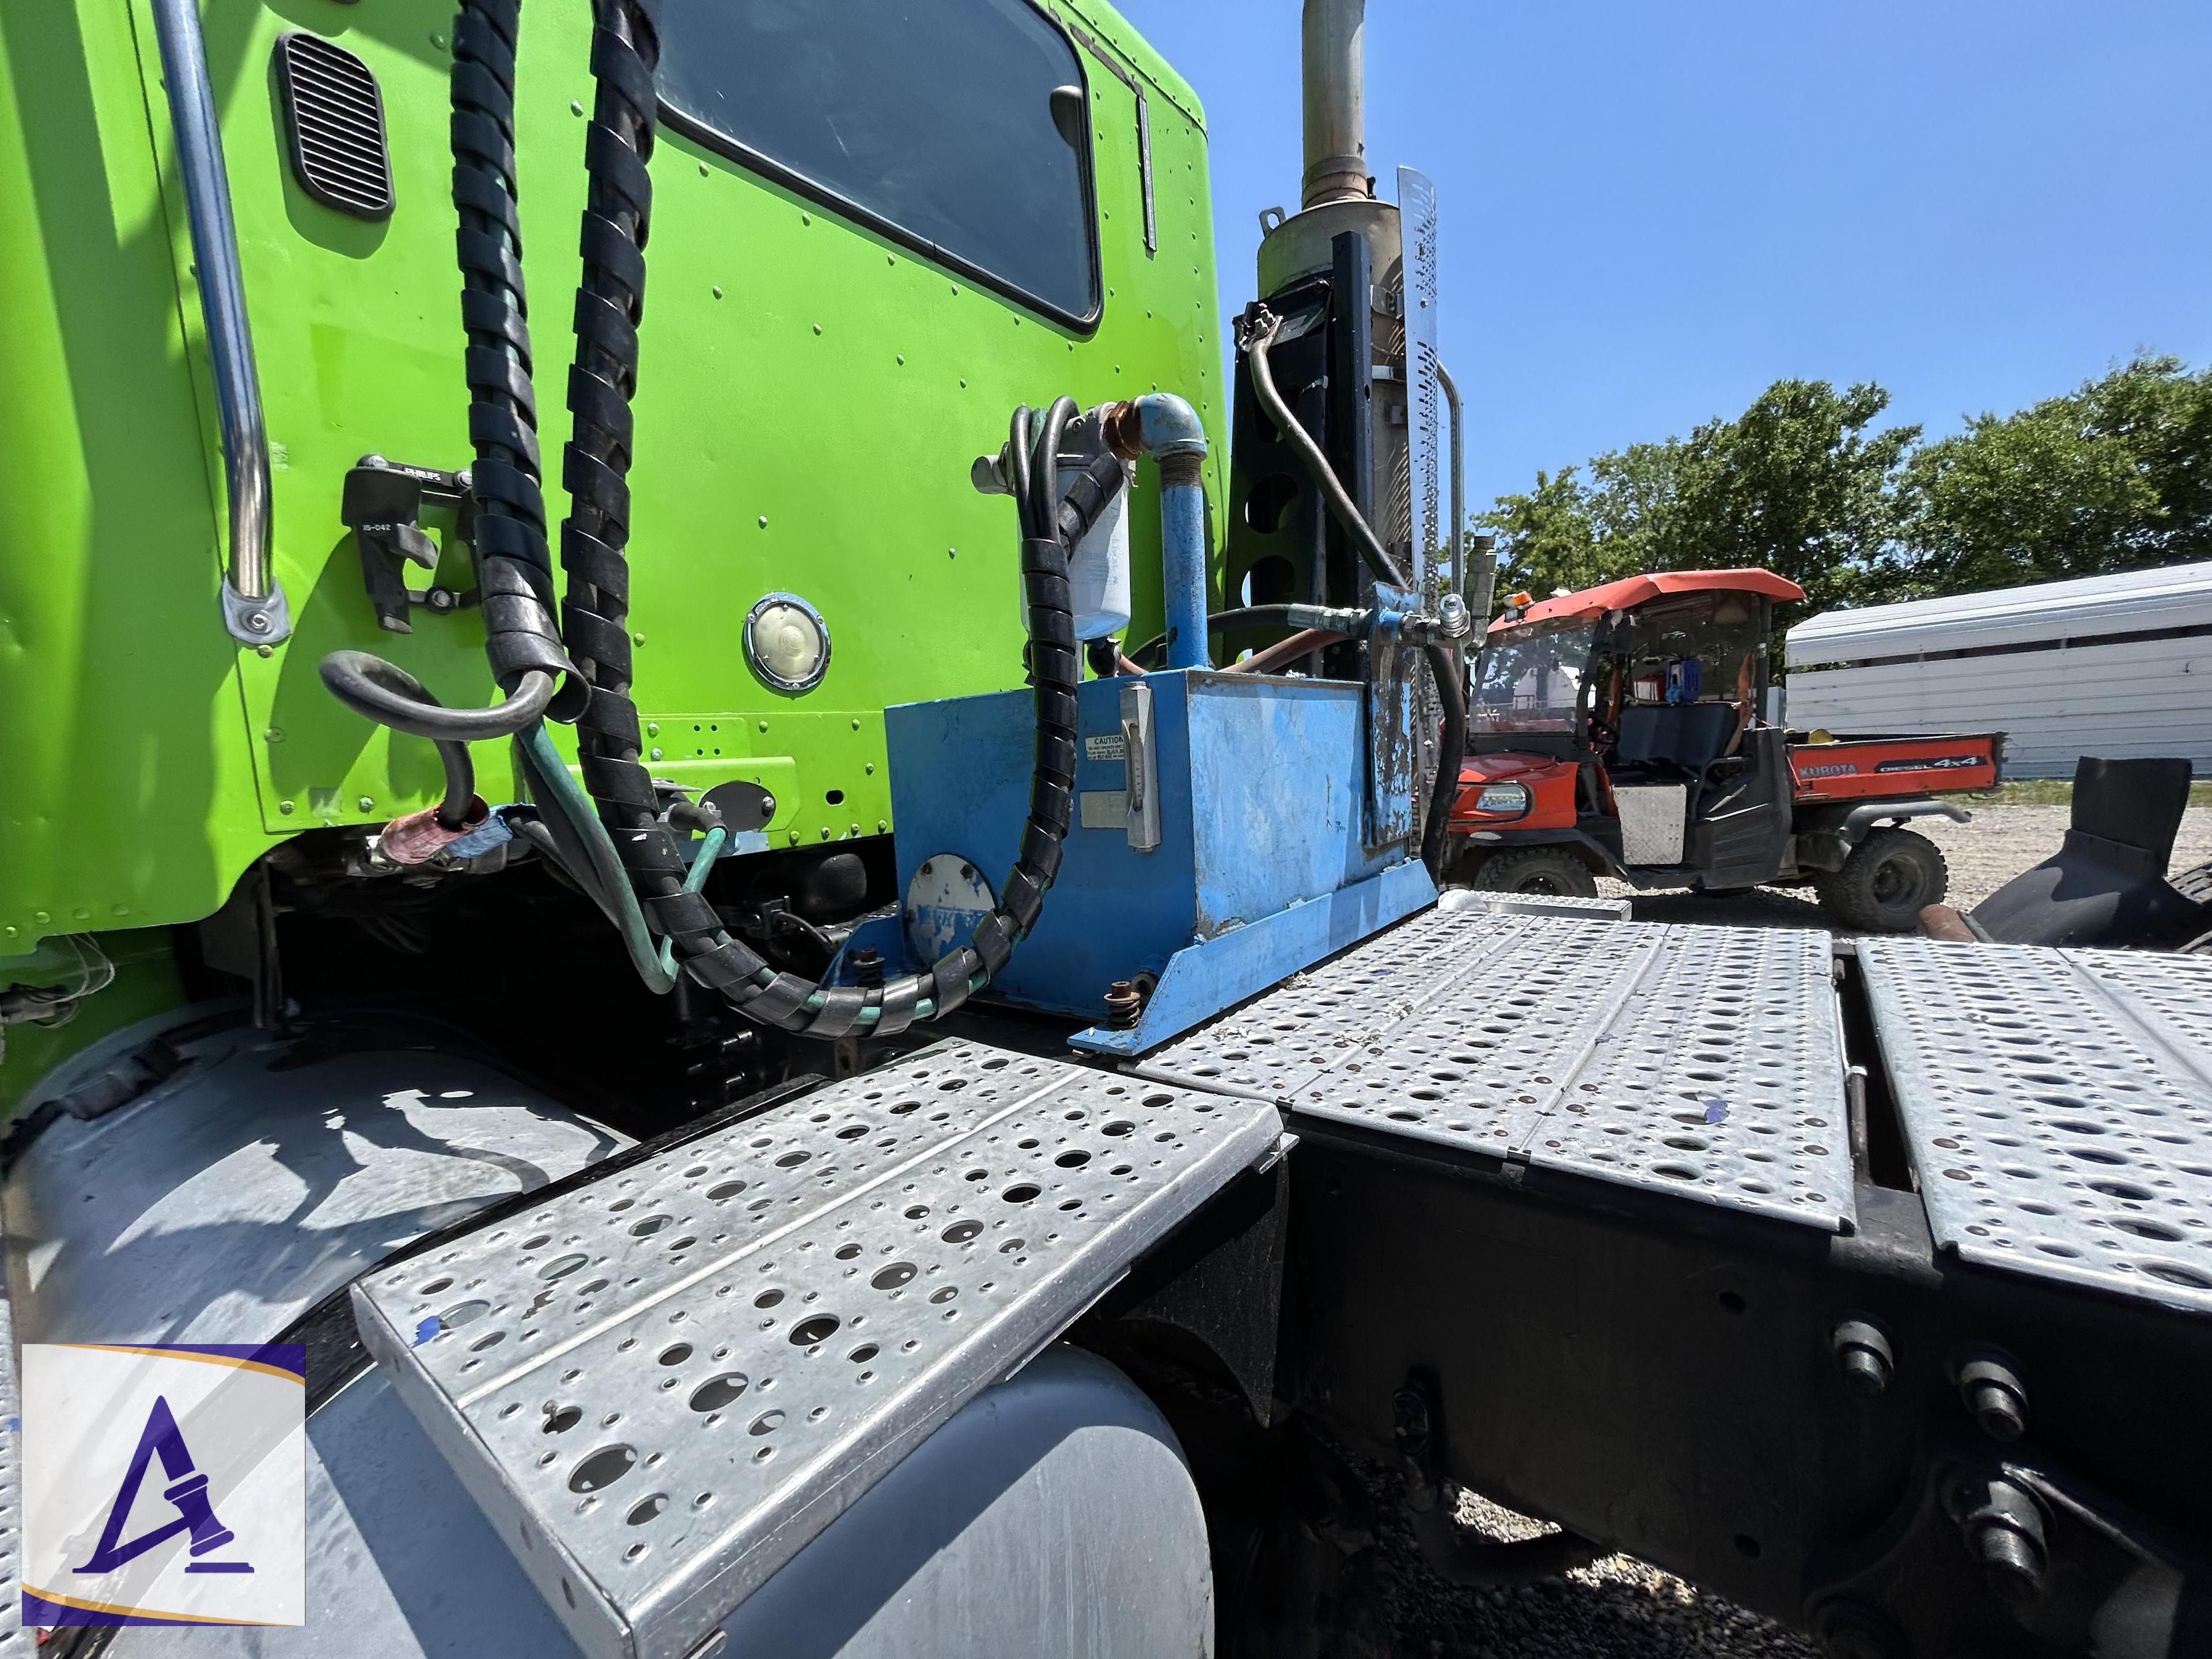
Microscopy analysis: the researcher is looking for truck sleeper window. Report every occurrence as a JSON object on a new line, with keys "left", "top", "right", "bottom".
{"left": 658, "top": 0, "right": 1100, "bottom": 326}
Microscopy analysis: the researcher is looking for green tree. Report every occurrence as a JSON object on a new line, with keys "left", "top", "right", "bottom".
{"left": 1895, "top": 354, "right": 2212, "bottom": 593}
{"left": 1648, "top": 380, "right": 1918, "bottom": 618}
{"left": 1482, "top": 467, "right": 1609, "bottom": 598}
{"left": 1479, "top": 380, "right": 1919, "bottom": 630}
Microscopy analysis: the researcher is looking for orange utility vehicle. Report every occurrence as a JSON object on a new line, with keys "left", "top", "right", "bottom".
{"left": 1448, "top": 570, "right": 2004, "bottom": 929}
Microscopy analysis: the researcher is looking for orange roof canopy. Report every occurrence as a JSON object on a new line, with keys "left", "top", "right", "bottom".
{"left": 1493, "top": 568, "right": 1805, "bottom": 634}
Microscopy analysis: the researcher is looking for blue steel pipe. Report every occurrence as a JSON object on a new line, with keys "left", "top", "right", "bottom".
{"left": 1110, "top": 395, "right": 1211, "bottom": 670}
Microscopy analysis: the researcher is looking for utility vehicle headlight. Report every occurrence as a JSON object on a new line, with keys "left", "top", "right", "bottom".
{"left": 1474, "top": 783, "right": 1529, "bottom": 816}
{"left": 744, "top": 593, "right": 831, "bottom": 692}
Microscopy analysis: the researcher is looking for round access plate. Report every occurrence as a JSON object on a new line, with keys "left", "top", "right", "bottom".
{"left": 903, "top": 855, "right": 996, "bottom": 966}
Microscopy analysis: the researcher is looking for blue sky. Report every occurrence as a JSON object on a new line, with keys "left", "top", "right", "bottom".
{"left": 1110, "top": 0, "right": 2212, "bottom": 520}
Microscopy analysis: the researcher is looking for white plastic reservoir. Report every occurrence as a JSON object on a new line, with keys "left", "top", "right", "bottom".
{"left": 1061, "top": 460, "right": 1132, "bottom": 641}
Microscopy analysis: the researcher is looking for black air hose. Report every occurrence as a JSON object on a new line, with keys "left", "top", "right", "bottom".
{"left": 311, "top": 0, "right": 1080, "bottom": 1033}
{"left": 1422, "top": 653, "right": 1468, "bottom": 874}
{"left": 316, "top": 653, "right": 478, "bottom": 829}
{"left": 316, "top": 0, "right": 580, "bottom": 759}
{"left": 533, "top": 0, "right": 1080, "bottom": 1035}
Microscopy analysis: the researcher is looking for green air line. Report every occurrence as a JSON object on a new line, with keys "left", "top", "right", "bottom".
{"left": 656, "top": 826, "right": 726, "bottom": 980}
{"left": 520, "top": 722, "right": 677, "bottom": 995}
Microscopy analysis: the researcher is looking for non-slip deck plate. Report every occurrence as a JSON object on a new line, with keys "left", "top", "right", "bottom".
{"left": 353, "top": 1043, "right": 1279, "bottom": 1659}
{"left": 1858, "top": 939, "right": 2212, "bottom": 1315}
{"left": 1143, "top": 911, "right": 1854, "bottom": 1232}
{"left": 0, "top": 1276, "right": 28, "bottom": 1657}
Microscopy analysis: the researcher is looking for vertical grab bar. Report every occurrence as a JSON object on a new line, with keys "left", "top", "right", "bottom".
{"left": 149, "top": 0, "right": 290, "bottom": 645}
{"left": 1438, "top": 362, "right": 1490, "bottom": 626}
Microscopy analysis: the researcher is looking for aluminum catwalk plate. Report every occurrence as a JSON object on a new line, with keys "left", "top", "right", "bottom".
{"left": 1143, "top": 911, "right": 1855, "bottom": 1232}
{"left": 352, "top": 1043, "right": 1281, "bottom": 1659}
{"left": 1858, "top": 939, "right": 2212, "bottom": 1315}
{"left": 0, "top": 1271, "right": 28, "bottom": 1658}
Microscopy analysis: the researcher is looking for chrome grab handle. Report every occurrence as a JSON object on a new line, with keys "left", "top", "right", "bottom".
{"left": 149, "top": 0, "right": 290, "bottom": 644}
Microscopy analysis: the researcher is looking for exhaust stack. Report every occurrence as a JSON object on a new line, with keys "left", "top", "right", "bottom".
{"left": 1301, "top": 0, "right": 1370, "bottom": 208}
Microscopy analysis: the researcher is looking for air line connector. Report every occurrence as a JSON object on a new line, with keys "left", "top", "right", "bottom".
{"left": 1103, "top": 395, "right": 1210, "bottom": 670}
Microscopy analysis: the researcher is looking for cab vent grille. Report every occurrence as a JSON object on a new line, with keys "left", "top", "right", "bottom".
{"left": 273, "top": 32, "right": 392, "bottom": 221}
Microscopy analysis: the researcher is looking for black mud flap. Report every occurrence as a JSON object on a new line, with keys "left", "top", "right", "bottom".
{"left": 1971, "top": 757, "right": 2206, "bottom": 947}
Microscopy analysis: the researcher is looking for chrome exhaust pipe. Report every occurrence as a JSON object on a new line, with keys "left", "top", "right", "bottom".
{"left": 1301, "top": 0, "right": 1369, "bottom": 209}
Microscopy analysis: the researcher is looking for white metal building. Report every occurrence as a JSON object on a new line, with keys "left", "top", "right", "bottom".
{"left": 1782, "top": 561, "right": 2212, "bottom": 778}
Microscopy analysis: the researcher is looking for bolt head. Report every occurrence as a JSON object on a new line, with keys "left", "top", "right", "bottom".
{"left": 1839, "top": 1347, "right": 1890, "bottom": 1397}
{"left": 1831, "top": 1319, "right": 1894, "bottom": 1397}
{"left": 1971, "top": 1519, "right": 2045, "bottom": 1608}
{"left": 1967, "top": 1381, "right": 2028, "bottom": 1441}
{"left": 1959, "top": 1357, "right": 2028, "bottom": 1441}
{"left": 245, "top": 611, "right": 272, "bottom": 634}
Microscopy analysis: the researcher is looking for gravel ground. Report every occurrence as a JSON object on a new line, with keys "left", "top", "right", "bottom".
{"left": 1385, "top": 808, "right": 2212, "bottom": 1656}
{"left": 1378, "top": 1492, "right": 1821, "bottom": 1659}
{"left": 1334, "top": 1450, "right": 1821, "bottom": 1658}
{"left": 1600, "top": 805, "right": 2212, "bottom": 930}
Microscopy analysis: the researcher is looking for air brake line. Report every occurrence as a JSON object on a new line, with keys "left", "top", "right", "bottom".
{"left": 315, "top": 0, "right": 1092, "bottom": 1036}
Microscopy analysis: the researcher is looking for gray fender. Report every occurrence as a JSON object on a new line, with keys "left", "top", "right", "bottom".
{"left": 96, "top": 1345, "right": 1207, "bottom": 1659}
{"left": 9, "top": 1022, "right": 1210, "bottom": 1658}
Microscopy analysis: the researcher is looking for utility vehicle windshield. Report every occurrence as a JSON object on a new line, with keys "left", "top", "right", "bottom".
{"left": 1472, "top": 622, "right": 1596, "bottom": 734}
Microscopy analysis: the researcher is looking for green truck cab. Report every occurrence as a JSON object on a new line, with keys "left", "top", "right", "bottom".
{"left": 0, "top": 0, "right": 1221, "bottom": 993}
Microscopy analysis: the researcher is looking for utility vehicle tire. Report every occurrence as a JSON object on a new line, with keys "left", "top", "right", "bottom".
{"left": 1471, "top": 846, "right": 1600, "bottom": 899}
{"left": 1816, "top": 828, "right": 1948, "bottom": 932}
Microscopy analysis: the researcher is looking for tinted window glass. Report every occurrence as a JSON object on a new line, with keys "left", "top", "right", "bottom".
{"left": 658, "top": 0, "right": 1099, "bottom": 323}
{"left": 1474, "top": 622, "right": 1595, "bottom": 735}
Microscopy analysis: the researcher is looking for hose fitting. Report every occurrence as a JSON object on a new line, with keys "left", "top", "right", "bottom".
{"left": 1103, "top": 395, "right": 1211, "bottom": 671}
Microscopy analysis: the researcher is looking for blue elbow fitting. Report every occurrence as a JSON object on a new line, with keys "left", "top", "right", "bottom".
{"left": 1107, "top": 395, "right": 1210, "bottom": 669}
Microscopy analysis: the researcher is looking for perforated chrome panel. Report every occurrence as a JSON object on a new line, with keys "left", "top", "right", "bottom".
{"left": 1137, "top": 906, "right": 1555, "bottom": 1104}
{"left": 1437, "top": 889, "right": 1634, "bottom": 921}
{"left": 1398, "top": 164, "right": 1443, "bottom": 597}
{"left": 0, "top": 1280, "right": 26, "bottom": 1658}
{"left": 1146, "top": 912, "right": 1855, "bottom": 1230}
{"left": 353, "top": 1044, "right": 1279, "bottom": 1659}
{"left": 1525, "top": 927, "right": 1850, "bottom": 1228}
{"left": 1859, "top": 940, "right": 2212, "bottom": 1313}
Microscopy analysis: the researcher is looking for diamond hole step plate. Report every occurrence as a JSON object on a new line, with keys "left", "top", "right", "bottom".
{"left": 351, "top": 1043, "right": 1279, "bottom": 1659}
{"left": 1143, "top": 912, "right": 1854, "bottom": 1233}
{"left": 1859, "top": 939, "right": 2212, "bottom": 1314}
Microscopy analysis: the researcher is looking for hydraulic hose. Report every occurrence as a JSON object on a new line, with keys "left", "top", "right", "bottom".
{"left": 1132, "top": 602, "right": 1369, "bottom": 660}
{"left": 1241, "top": 306, "right": 1467, "bottom": 879}
{"left": 531, "top": 0, "right": 1082, "bottom": 1033}
{"left": 1243, "top": 306, "right": 1409, "bottom": 591}
{"left": 1226, "top": 627, "right": 1347, "bottom": 677}
{"left": 314, "top": 0, "right": 582, "bottom": 771}
{"left": 1422, "top": 641, "right": 1468, "bottom": 875}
